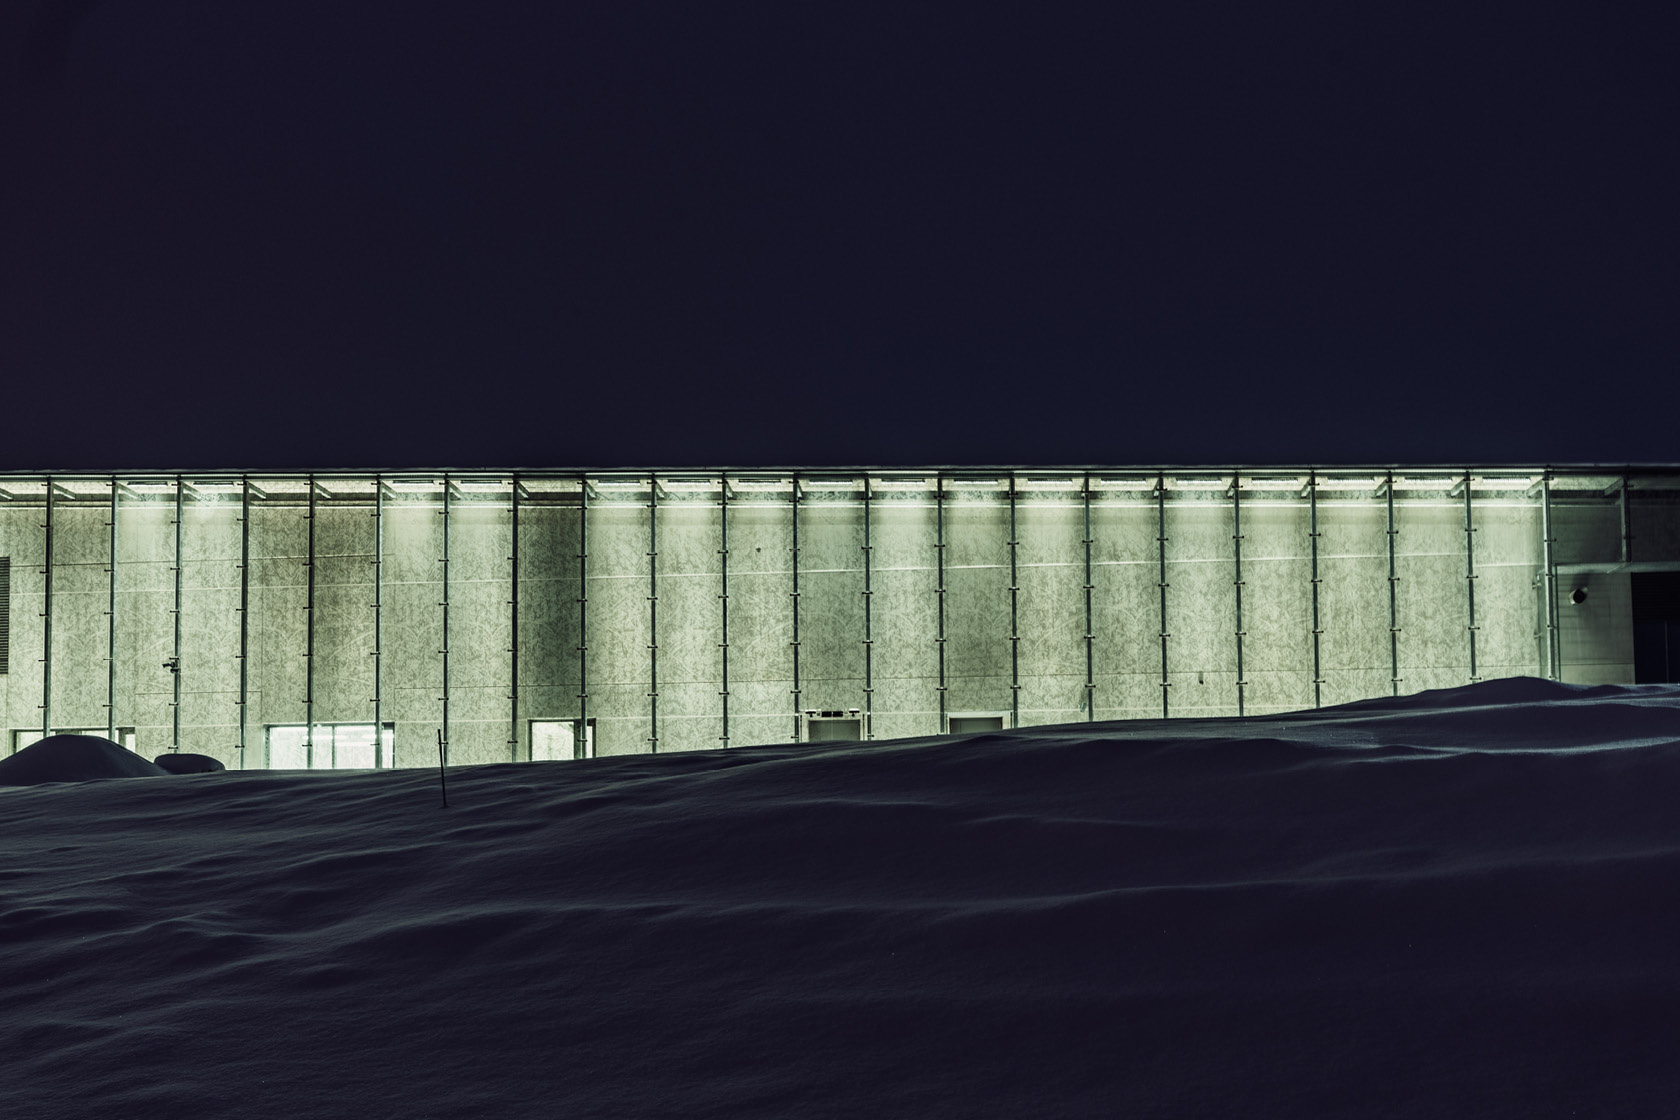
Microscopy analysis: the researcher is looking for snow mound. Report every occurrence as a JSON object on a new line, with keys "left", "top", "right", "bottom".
{"left": 153, "top": 753, "right": 227, "bottom": 775}
{"left": 0, "top": 735, "right": 168, "bottom": 786}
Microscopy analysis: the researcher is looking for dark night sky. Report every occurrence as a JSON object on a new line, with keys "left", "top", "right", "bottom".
{"left": 1, "top": 2, "right": 1675, "bottom": 471}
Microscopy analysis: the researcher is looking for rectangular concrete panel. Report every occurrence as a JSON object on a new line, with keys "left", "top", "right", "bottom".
{"left": 381, "top": 483, "right": 445, "bottom": 769}
{"left": 312, "top": 494, "right": 378, "bottom": 738}
{"left": 515, "top": 485, "right": 582, "bottom": 760}
{"left": 867, "top": 489, "right": 940, "bottom": 740}
{"left": 443, "top": 489, "right": 512, "bottom": 765}
{"left": 179, "top": 487, "right": 242, "bottom": 764}
{"left": 1470, "top": 487, "right": 1544, "bottom": 682}
{"left": 725, "top": 489, "right": 795, "bottom": 748}
{"left": 1164, "top": 481, "right": 1239, "bottom": 718}
{"left": 1090, "top": 486, "right": 1162, "bottom": 720}
{"left": 586, "top": 484, "right": 652, "bottom": 755}
{"left": 655, "top": 488, "right": 724, "bottom": 753}
{"left": 0, "top": 494, "right": 48, "bottom": 745}
{"left": 246, "top": 482, "right": 310, "bottom": 766}
{"left": 797, "top": 488, "right": 866, "bottom": 719}
{"left": 1014, "top": 486, "right": 1088, "bottom": 727}
{"left": 944, "top": 481, "right": 1010, "bottom": 721}
{"left": 113, "top": 492, "right": 175, "bottom": 753}
{"left": 1314, "top": 491, "right": 1391, "bottom": 706}
{"left": 1393, "top": 496, "right": 1472, "bottom": 694}
{"left": 1239, "top": 493, "right": 1314, "bottom": 715}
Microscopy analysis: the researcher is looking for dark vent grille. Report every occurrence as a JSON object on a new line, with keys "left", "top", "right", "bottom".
{"left": 0, "top": 556, "right": 8, "bottom": 674}
{"left": 1631, "top": 571, "right": 1680, "bottom": 623}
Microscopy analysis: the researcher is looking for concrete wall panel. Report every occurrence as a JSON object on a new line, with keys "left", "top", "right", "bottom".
{"left": 657, "top": 495, "right": 723, "bottom": 753}
{"left": 1240, "top": 498, "right": 1314, "bottom": 715}
{"left": 868, "top": 494, "right": 940, "bottom": 740}
{"left": 515, "top": 498, "right": 582, "bottom": 756}
{"left": 1165, "top": 494, "right": 1238, "bottom": 718}
{"left": 1090, "top": 495, "right": 1163, "bottom": 720}
{"left": 798, "top": 496, "right": 865, "bottom": 715}
{"left": 53, "top": 499, "right": 113, "bottom": 736}
{"left": 586, "top": 497, "right": 652, "bottom": 754}
{"left": 726, "top": 498, "right": 794, "bottom": 745}
{"left": 449, "top": 498, "right": 513, "bottom": 765}
{"left": 0, "top": 500, "right": 48, "bottom": 745}
{"left": 113, "top": 498, "right": 174, "bottom": 753}
{"left": 1015, "top": 495, "right": 1087, "bottom": 726}
{"left": 382, "top": 494, "right": 445, "bottom": 768}
{"left": 1394, "top": 499, "right": 1472, "bottom": 694}
{"left": 944, "top": 487, "right": 1010, "bottom": 720}
{"left": 1315, "top": 497, "right": 1391, "bottom": 706}
{"left": 246, "top": 493, "right": 309, "bottom": 764}
{"left": 1471, "top": 496, "right": 1543, "bottom": 681}
{"left": 179, "top": 494, "right": 242, "bottom": 764}
{"left": 313, "top": 502, "right": 377, "bottom": 732}
{"left": 1559, "top": 571, "right": 1634, "bottom": 683}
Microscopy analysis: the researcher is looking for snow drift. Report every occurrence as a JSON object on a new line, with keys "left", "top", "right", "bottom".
{"left": 0, "top": 734, "right": 169, "bottom": 785}
{"left": 2, "top": 678, "right": 1678, "bottom": 1118}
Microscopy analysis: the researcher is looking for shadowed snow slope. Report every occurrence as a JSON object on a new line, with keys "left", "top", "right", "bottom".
{"left": 3, "top": 678, "right": 1679, "bottom": 1118}
{"left": 0, "top": 735, "right": 168, "bottom": 785}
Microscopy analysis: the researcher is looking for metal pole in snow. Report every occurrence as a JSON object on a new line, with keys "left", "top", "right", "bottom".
{"left": 437, "top": 728, "right": 448, "bottom": 808}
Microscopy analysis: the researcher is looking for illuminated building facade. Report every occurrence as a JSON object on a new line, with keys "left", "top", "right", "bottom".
{"left": 1, "top": 467, "right": 1676, "bottom": 768}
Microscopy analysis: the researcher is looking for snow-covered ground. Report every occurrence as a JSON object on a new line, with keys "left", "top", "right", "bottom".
{"left": 3, "top": 678, "right": 1678, "bottom": 1118}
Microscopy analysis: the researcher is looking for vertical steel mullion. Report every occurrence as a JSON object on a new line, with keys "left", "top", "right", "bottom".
{"left": 1008, "top": 474, "right": 1020, "bottom": 729}
{"left": 935, "top": 473, "right": 947, "bottom": 732}
{"left": 1464, "top": 471, "right": 1479, "bottom": 683}
{"left": 373, "top": 478, "right": 384, "bottom": 766}
{"left": 1082, "top": 474, "right": 1094, "bottom": 721}
{"left": 648, "top": 475, "right": 658, "bottom": 753}
{"left": 790, "top": 474, "right": 801, "bottom": 741}
{"left": 238, "top": 477, "right": 250, "bottom": 767}
{"left": 862, "top": 477, "right": 873, "bottom": 738}
{"left": 305, "top": 476, "right": 317, "bottom": 767}
{"left": 171, "top": 477, "right": 184, "bottom": 752}
{"left": 441, "top": 476, "right": 451, "bottom": 764}
{"left": 719, "top": 475, "right": 730, "bottom": 747}
{"left": 578, "top": 477, "right": 589, "bottom": 758}
{"left": 1308, "top": 472, "right": 1323, "bottom": 709}
{"left": 1620, "top": 473, "right": 1633, "bottom": 564}
{"left": 1156, "top": 473, "right": 1169, "bottom": 718}
{"left": 1541, "top": 472, "right": 1559, "bottom": 680}
{"left": 41, "top": 476, "right": 53, "bottom": 738}
{"left": 1386, "top": 471, "right": 1400, "bottom": 696}
{"left": 1232, "top": 471, "right": 1245, "bottom": 717}
{"left": 509, "top": 476, "right": 520, "bottom": 761}
{"left": 106, "top": 479, "right": 118, "bottom": 742}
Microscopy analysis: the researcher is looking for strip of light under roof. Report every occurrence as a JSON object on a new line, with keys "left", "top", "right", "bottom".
{"left": 1239, "top": 477, "right": 1310, "bottom": 490}
{"left": 1311, "top": 477, "right": 1386, "bottom": 492}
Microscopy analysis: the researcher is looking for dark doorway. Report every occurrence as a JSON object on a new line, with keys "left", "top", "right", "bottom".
{"left": 1631, "top": 572, "right": 1680, "bottom": 683}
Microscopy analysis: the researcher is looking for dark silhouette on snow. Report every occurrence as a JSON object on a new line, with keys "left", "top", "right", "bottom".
{"left": 152, "top": 753, "right": 227, "bottom": 775}
{"left": 0, "top": 734, "right": 167, "bottom": 785}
